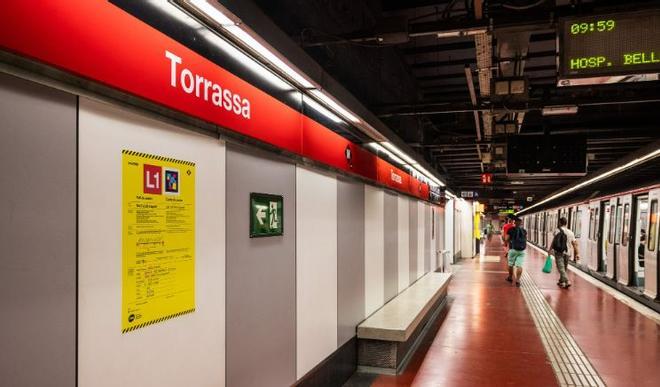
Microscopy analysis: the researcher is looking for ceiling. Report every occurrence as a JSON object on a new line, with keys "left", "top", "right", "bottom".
{"left": 250, "top": 0, "right": 660, "bottom": 207}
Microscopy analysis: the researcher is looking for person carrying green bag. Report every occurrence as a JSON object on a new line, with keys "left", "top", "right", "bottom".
{"left": 548, "top": 217, "right": 580, "bottom": 288}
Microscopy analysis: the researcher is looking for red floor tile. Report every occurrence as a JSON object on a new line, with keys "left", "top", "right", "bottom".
{"left": 523, "top": 244, "right": 660, "bottom": 387}
{"left": 369, "top": 239, "right": 558, "bottom": 387}
{"left": 360, "top": 238, "right": 660, "bottom": 387}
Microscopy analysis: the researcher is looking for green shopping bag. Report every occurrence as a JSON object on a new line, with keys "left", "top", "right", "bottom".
{"left": 542, "top": 255, "right": 553, "bottom": 273}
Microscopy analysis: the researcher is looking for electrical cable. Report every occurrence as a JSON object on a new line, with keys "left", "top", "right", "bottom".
{"left": 501, "top": 0, "right": 547, "bottom": 11}
{"left": 299, "top": 27, "right": 399, "bottom": 48}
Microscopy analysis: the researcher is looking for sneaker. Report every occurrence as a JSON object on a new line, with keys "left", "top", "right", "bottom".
{"left": 506, "top": 276, "right": 512, "bottom": 282}
{"left": 515, "top": 281, "right": 521, "bottom": 287}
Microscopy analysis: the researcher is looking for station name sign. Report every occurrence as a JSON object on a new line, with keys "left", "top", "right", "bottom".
{"left": 558, "top": 9, "right": 660, "bottom": 85}
{"left": 166, "top": 51, "right": 251, "bottom": 119}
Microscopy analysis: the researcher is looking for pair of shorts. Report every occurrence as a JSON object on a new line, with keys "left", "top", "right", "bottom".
{"left": 507, "top": 249, "right": 525, "bottom": 267}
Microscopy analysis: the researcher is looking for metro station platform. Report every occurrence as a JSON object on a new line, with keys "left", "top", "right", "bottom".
{"left": 347, "top": 238, "right": 660, "bottom": 387}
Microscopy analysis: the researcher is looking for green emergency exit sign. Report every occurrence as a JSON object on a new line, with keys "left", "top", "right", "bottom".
{"left": 250, "top": 193, "right": 284, "bottom": 237}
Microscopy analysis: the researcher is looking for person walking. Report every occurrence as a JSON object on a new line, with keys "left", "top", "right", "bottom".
{"left": 549, "top": 217, "right": 580, "bottom": 289}
{"left": 486, "top": 222, "right": 494, "bottom": 241}
{"left": 501, "top": 215, "right": 514, "bottom": 258}
{"left": 505, "top": 216, "right": 527, "bottom": 287}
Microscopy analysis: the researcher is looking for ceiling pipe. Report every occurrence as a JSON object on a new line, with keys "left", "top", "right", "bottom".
{"left": 464, "top": 65, "right": 485, "bottom": 173}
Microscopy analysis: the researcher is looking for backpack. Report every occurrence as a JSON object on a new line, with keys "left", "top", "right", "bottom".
{"left": 551, "top": 228, "right": 568, "bottom": 254}
{"left": 510, "top": 227, "right": 527, "bottom": 251}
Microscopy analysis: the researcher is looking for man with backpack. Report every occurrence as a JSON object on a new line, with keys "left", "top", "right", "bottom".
{"left": 501, "top": 215, "right": 514, "bottom": 258}
{"left": 549, "top": 217, "right": 580, "bottom": 289}
{"left": 505, "top": 216, "right": 527, "bottom": 287}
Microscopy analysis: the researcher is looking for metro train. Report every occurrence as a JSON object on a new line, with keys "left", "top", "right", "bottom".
{"left": 521, "top": 184, "right": 660, "bottom": 301}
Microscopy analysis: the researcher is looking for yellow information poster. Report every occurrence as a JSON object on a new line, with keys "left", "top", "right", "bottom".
{"left": 122, "top": 150, "right": 195, "bottom": 333}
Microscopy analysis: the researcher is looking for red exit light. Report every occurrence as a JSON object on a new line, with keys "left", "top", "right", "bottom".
{"left": 481, "top": 173, "right": 493, "bottom": 185}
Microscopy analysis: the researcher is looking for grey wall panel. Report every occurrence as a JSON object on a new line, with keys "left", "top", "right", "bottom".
{"left": 0, "top": 73, "right": 76, "bottom": 387}
{"left": 337, "top": 179, "right": 365, "bottom": 346}
{"left": 226, "top": 146, "right": 296, "bottom": 387}
{"left": 409, "top": 200, "right": 418, "bottom": 284}
{"left": 425, "top": 205, "right": 431, "bottom": 273}
{"left": 383, "top": 193, "right": 398, "bottom": 302}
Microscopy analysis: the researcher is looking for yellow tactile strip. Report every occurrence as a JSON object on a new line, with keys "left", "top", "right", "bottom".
{"left": 520, "top": 272, "right": 606, "bottom": 387}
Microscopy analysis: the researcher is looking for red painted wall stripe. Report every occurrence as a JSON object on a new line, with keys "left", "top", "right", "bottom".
{"left": 0, "top": 0, "right": 428, "bottom": 198}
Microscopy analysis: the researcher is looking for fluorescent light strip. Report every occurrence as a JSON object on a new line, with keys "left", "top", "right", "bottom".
{"left": 186, "top": 0, "right": 234, "bottom": 25}
{"left": 198, "top": 29, "right": 293, "bottom": 91}
{"left": 152, "top": 0, "right": 204, "bottom": 28}
{"left": 411, "top": 164, "right": 446, "bottom": 187}
{"left": 309, "top": 90, "right": 360, "bottom": 123}
{"left": 366, "top": 142, "right": 405, "bottom": 165}
{"left": 517, "top": 147, "right": 660, "bottom": 215}
{"left": 303, "top": 95, "right": 342, "bottom": 123}
{"left": 381, "top": 142, "right": 417, "bottom": 164}
{"left": 186, "top": 0, "right": 314, "bottom": 89}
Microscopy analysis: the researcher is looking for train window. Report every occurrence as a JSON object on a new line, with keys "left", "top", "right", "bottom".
{"left": 588, "top": 209, "right": 594, "bottom": 240}
{"left": 649, "top": 200, "right": 658, "bottom": 252}
{"left": 615, "top": 206, "right": 623, "bottom": 244}
{"left": 595, "top": 208, "right": 600, "bottom": 240}
{"left": 608, "top": 205, "right": 616, "bottom": 243}
{"left": 622, "top": 204, "right": 630, "bottom": 246}
{"left": 570, "top": 209, "right": 576, "bottom": 230}
{"left": 575, "top": 210, "right": 582, "bottom": 238}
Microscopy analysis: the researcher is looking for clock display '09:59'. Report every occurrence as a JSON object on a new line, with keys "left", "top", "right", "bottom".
{"left": 570, "top": 20, "right": 615, "bottom": 35}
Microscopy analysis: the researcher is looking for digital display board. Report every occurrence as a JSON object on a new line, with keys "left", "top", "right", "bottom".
{"left": 507, "top": 135, "right": 586, "bottom": 176}
{"left": 558, "top": 10, "right": 660, "bottom": 86}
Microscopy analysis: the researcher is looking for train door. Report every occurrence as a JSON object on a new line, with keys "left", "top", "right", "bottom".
{"left": 633, "top": 196, "right": 649, "bottom": 290}
{"left": 534, "top": 214, "right": 538, "bottom": 244}
{"left": 602, "top": 201, "right": 613, "bottom": 274}
{"left": 605, "top": 199, "right": 620, "bottom": 279}
{"left": 545, "top": 211, "right": 554, "bottom": 249}
{"left": 643, "top": 190, "right": 659, "bottom": 299}
{"left": 540, "top": 213, "right": 546, "bottom": 247}
{"left": 576, "top": 205, "right": 587, "bottom": 264}
{"left": 587, "top": 201, "right": 600, "bottom": 271}
{"left": 617, "top": 195, "right": 632, "bottom": 286}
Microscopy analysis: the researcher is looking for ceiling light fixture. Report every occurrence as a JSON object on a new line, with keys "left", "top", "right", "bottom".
{"left": 181, "top": 0, "right": 314, "bottom": 89}
{"left": 309, "top": 89, "right": 360, "bottom": 123}
{"left": 517, "top": 147, "right": 660, "bottom": 215}
{"left": 381, "top": 142, "right": 417, "bottom": 164}
{"left": 436, "top": 27, "right": 488, "bottom": 38}
{"left": 541, "top": 105, "right": 579, "bottom": 116}
{"left": 303, "top": 95, "right": 342, "bottom": 123}
{"left": 366, "top": 142, "right": 405, "bottom": 165}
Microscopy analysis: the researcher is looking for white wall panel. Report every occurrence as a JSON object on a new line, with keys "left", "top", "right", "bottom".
{"left": 445, "top": 200, "right": 455, "bottom": 262}
{"left": 459, "top": 200, "right": 474, "bottom": 258}
{"left": 78, "top": 98, "right": 225, "bottom": 387}
{"left": 417, "top": 201, "right": 425, "bottom": 279}
{"left": 296, "top": 167, "right": 338, "bottom": 379}
{"left": 428, "top": 204, "right": 435, "bottom": 271}
{"left": 397, "top": 196, "right": 410, "bottom": 293}
{"left": 364, "top": 185, "right": 385, "bottom": 316}
{"left": 430, "top": 206, "right": 437, "bottom": 271}
{"left": 436, "top": 206, "right": 445, "bottom": 271}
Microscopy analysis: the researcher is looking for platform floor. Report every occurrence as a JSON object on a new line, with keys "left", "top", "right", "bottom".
{"left": 346, "top": 238, "right": 660, "bottom": 387}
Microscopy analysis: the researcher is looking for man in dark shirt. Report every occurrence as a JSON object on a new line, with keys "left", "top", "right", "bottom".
{"left": 505, "top": 216, "right": 527, "bottom": 287}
